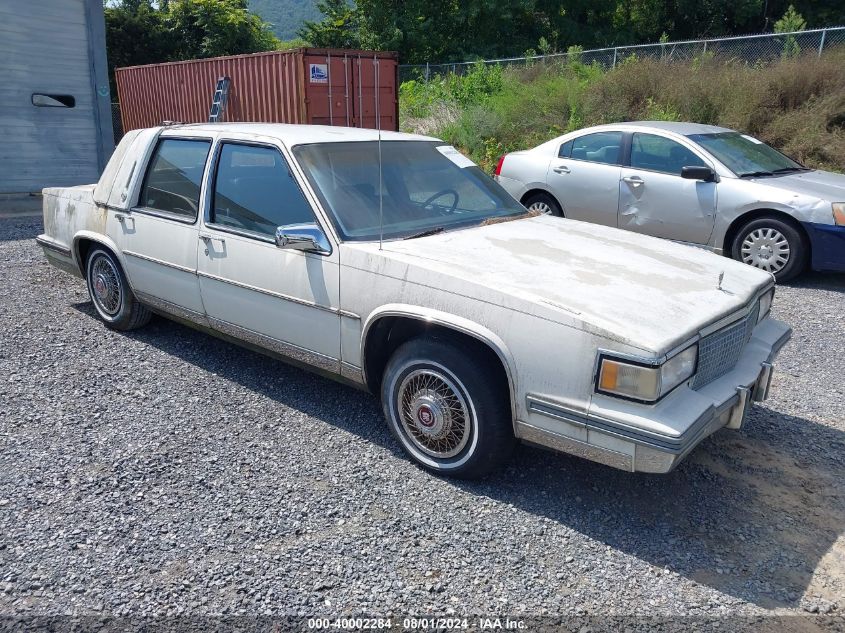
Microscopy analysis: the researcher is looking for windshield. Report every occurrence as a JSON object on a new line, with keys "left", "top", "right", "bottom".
{"left": 292, "top": 141, "right": 526, "bottom": 241}
{"left": 687, "top": 132, "right": 804, "bottom": 177}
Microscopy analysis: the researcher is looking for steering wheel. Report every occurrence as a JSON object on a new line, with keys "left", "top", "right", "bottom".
{"left": 421, "top": 189, "right": 459, "bottom": 214}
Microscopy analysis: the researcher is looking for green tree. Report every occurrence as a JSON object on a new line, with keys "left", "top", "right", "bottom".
{"left": 774, "top": 5, "right": 806, "bottom": 58}
{"left": 298, "top": 0, "right": 361, "bottom": 48}
{"left": 104, "top": 0, "right": 279, "bottom": 96}
{"left": 164, "top": 0, "right": 280, "bottom": 59}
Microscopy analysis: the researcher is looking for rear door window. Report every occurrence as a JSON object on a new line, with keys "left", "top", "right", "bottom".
{"left": 569, "top": 132, "right": 623, "bottom": 165}
{"left": 138, "top": 138, "right": 211, "bottom": 219}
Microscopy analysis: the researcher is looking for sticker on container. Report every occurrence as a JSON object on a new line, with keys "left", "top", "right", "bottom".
{"left": 310, "top": 64, "right": 328, "bottom": 84}
{"left": 436, "top": 145, "right": 476, "bottom": 168}
{"left": 741, "top": 134, "right": 763, "bottom": 144}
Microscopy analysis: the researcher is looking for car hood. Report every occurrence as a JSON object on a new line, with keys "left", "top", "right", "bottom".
{"left": 746, "top": 169, "right": 845, "bottom": 203}
{"left": 349, "top": 216, "right": 773, "bottom": 354}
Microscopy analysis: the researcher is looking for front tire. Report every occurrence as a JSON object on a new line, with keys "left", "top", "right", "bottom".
{"left": 85, "top": 247, "right": 152, "bottom": 331}
{"left": 523, "top": 192, "right": 563, "bottom": 217}
{"left": 731, "top": 217, "right": 807, "bottom": 282}
{"left": 381, "top": 337, "right": 515, "bottom": 479}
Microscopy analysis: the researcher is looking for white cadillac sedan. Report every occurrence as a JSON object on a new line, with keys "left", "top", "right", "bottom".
{"left": 38, "top": 123, "right": 791, "bottom": 478}
{"left": 494, "top": 121, "right": 845, "bottom": 281}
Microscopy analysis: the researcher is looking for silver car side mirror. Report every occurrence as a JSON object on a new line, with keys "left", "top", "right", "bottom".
{"left": 274, "top": 223, "right": 332, "bottom": 255}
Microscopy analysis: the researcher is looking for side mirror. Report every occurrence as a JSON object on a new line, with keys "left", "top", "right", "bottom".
{"left": 274, "top": 223, "right": 331, "bottom": 255}
{"left": 681, "top": 166, "right": 717, "bottom": 182}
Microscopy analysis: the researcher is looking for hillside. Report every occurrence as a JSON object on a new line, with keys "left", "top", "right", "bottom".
{"left": 248, "top": 0, "right": 321, "bottom": 41}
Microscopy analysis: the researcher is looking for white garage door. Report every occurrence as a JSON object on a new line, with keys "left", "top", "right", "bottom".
{"left": 0, "top": 0, "right": 107, "bottom": 193}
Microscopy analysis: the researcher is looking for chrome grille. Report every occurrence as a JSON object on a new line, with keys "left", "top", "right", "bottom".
{"left": 692, "top": 302, "right": 760, "bottom": 389}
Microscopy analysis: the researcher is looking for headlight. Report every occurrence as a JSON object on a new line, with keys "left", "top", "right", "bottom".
{"left": 597, "top": 345, "right": 698, "bottom": 403}
{"left": 758, "top": 288, "right": 774, "bottom": 323}
{"left": 833, "top": 202, "right": 845, "bottom": 226}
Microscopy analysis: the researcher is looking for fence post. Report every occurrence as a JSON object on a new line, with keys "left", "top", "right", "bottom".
{"left": 703, "top": 40, "right": 707, "bottom": 55}
{"left": 425, "top": 62, "right": 430, "bottom": 81}
{"left": 612, "top": 47, "right": 618, "bottom": 68}
{"left": 818, "top": 28, "right": 827, "bottom": 57}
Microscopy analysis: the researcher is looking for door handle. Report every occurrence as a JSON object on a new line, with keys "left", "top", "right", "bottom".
{"left": 199, "top": 234, "right": 225, "bottom": 245}
{"left": 552, "top": 165, "right": 570, "bottom": 174}
{"left": 199, "top": 234, "right": 225, "bottom": 256}
{"left": 622, "top": 176, "right": 644, "bottom": 186}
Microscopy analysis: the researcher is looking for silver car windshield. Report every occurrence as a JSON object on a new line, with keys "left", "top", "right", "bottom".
{"left": 292, "top": 141, "right": 526, "bottom": 241}
{"left": 688, "top": 132, "right": 805, "bottom": 178}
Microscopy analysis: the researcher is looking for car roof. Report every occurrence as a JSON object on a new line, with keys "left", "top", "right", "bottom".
{"left": 574, "top": 121, "right": 734, "bottom": 136}
{"left": 163, "top": 122, "right": 440, "bottom": 145}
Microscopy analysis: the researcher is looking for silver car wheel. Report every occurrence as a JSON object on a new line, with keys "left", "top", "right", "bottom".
{"left": 90, "top": 254, "right": 123, "bottom": 316}
{"left": 740, "top": 227, "right": 791, "bottom": 274}
{"left": 397, "top": 368, "right": 472, "bottom": 459}
{"left": 527, "top": 201, "right": 553, "bottom": 215}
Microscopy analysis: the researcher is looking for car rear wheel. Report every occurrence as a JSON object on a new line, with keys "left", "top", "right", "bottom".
{"left": 381, "top": 337, "right": 515, "bottom": 478}
{"left": 731, "top": 217, "right": 806, "bottom": 282}
{"left": 523, "top": 192, "right": 563, "bottom": 217}
{"left": 85, "top": 247, "right": 152, "bottom": 331}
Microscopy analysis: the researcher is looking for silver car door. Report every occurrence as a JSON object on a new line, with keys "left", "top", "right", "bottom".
{"left": 546, "top": 131, "right": 623, "bottom": 227}
{"left": 618, "top": 132, "right": 717, "bottom": 244}
{"left": 197, "top": 139, "right": 341, "bottom": 371}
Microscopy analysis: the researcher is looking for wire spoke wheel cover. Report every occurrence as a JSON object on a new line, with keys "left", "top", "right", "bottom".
{"left": 741, "top": 227, "right": 791, "bottom": 274}
{"left": 396, "top": 368, "right": 472, "bottom": 459}
{"left": 90, "top": 254, "right": 123, "bottom": 316}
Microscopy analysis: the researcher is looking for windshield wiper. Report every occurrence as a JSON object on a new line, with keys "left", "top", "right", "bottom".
{"left": 771, "top": 166, "right": 810, "bottom": 174}
{"left": 738, "top": 170, "right": 774, "bottom": 178}
{"left": 403, "top": 227, "right": 445, "bottom": 240}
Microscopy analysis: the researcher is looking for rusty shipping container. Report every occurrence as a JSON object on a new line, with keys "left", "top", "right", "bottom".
{"left": 115, "top": 48, "right": 398, "bottom": 133}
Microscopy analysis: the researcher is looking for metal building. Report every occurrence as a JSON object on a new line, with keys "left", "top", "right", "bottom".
{"left": 0, "top": 0, "right": 114, "bottom": 196}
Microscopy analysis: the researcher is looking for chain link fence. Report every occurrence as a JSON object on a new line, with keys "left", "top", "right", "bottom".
{"left": 399, "top": 27, "right": 845, "bottom": 82}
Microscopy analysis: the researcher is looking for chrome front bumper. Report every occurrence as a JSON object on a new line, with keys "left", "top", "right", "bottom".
{"left": 517, "top": 318, "right": 792, "bottom": 474}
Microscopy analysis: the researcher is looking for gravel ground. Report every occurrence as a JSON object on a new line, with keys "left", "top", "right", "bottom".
{"left": 0, "top": 216, "right": 843, "bottom": 624}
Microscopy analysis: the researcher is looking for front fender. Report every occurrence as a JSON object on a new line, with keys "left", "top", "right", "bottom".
{"left": 361, "top": 303, "right": 519, "bottom": 422}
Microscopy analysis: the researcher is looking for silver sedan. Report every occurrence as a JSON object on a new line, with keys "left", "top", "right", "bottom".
{"left": 494, "top": 121, "right": 845, "bottom": 281}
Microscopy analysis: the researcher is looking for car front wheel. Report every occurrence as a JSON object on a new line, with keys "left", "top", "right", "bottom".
{"left": 731, "top": 217, "right": 806, "bottom": 282}
{"left": 381, "top": 337, "right": 515, "bottom": 478}
{"left": 85, "top": 247, "right": 152, "bottom": 330}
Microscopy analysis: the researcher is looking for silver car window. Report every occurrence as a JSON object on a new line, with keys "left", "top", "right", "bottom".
{"left": 630, "top": 133, "right": 707, "bottom": 176}
{"left": 569, "top": 132, "right": 623, "bottom": 165}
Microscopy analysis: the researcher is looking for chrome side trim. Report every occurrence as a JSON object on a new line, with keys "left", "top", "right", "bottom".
{"left": 517, "top": 421, "right": 634, "bottom": 472}
{"left": 526, "top": 395, "right": 587, "bottom": 429}
{"left": 208, "top": 316, "right": 339, "bottom": 374}
{"left": 197, "top": 270, "right": 343, "bottom": 316}
{"left": 340, "top": 361, "right": 366, "bottom": 385}
{"left": 135, "top": 291, "right": 210, "bottom": 327}
{"left": 35, "top": 235, "right": 72, "bottom": 258}
{"left": 123, "top": 250, "right": 195, "bottom": 275}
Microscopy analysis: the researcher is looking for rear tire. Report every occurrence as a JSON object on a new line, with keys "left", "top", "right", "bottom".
{"left": 381, "top": 337, "right": 515, "bottom": 479}
{"left": 85, "top": 247, "right": 152, "bottom": 331}
{"left": 731, "top": 217, "right": 807, "bottom": 282}
{"left": 523, "top": 192, "right": 563, "bottom": 217}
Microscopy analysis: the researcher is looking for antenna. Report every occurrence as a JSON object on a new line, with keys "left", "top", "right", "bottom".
{"left": 376, "top": 55, "right": 384, "bottom": 251}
